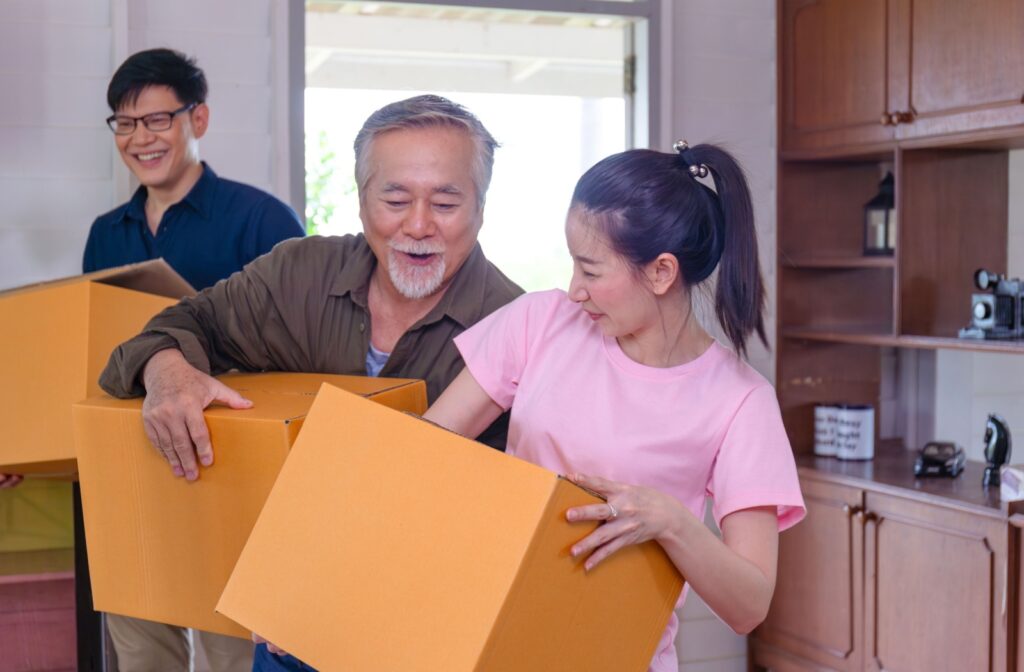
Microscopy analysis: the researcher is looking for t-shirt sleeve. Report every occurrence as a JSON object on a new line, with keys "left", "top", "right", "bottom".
{"left": 707, "top": 384, "right": 806, "bottom": 532}
{"left": 454, "top": 291, "right": 549, "bottom": 410}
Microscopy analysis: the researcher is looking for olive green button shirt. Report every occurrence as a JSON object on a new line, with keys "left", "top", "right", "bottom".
{"left": 99, "top": 234, "right": 524, "bottom": 450}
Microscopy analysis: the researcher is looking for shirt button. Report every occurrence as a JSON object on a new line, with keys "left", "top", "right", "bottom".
{"left": 359, "top": 322, "right": 365, "bottom": 333}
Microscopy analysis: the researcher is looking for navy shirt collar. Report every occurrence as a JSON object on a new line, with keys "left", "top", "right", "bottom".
{"left": 121, "top": 162, "right": 218, "bottom": 224}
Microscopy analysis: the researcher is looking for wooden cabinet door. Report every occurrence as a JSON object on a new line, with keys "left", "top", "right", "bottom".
{"left": 780, "top": 0, "right": 894, "bottom": 153}
{"left": 754, "top": 477, "right": 864, "bottom": 671}
{"left": 889, "top": 0, "right": 1024, "bottom": 140}
{"left": 864, "top": 492, "right": 1007, "bottom": 672}
{"left": 1012, "top": 514, "right": 1024, "bottom": 672}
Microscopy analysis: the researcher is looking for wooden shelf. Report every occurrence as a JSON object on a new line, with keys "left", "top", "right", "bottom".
{"left": 781, "top": 255, "right": 895, "bottom": 269}
{"left": 783, "top": 328, "right": 1024, "bottom": 354}
{"left": 796, "top": 442, "right": 1018, "bottom": 518}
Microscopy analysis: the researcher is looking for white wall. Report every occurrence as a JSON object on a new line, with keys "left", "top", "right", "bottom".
{"left": 664, "top": 2, "right": 776, "bottom": 670}
{"left": 0, "top": 0, "right": 117, "bottom": 287}
{"left": 665, "top": 0, "right": 778, "bottom": 384}
{"left": 0, "top": 0, "right": 295, "bottom": 291}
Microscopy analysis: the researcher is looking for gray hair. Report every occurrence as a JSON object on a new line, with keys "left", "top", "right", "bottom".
{"left": 353, "top": 95, "right": 499, "bottom": 208}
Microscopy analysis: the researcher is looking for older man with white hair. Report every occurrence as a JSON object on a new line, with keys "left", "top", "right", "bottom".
{"left": 101, "top": 95, "right": 522, "bottom": 475}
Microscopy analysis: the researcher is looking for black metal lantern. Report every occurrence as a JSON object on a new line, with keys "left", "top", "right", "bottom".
{"left": 863, "top": 172, "right": 896, "bottom": 255}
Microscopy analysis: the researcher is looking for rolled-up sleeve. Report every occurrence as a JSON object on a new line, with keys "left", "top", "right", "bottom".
{"left": 99, "top": 237, "right": 315, "bottom": 398}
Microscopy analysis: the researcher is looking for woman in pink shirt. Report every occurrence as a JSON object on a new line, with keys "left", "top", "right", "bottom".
{"left": 424, "top": 141, "right": 805, "bottom": 671}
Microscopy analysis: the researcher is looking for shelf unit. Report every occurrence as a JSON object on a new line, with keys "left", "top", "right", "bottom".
{"left": 757, "top": 3, "right": 1024, "bottom": 671}
{"left": 776, "top": 142, "right": 1014, "bottom": 454}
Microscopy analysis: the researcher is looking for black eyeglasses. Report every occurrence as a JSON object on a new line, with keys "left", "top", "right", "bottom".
{"left": 106, "top": 103, "right": 196, "bottom": 135}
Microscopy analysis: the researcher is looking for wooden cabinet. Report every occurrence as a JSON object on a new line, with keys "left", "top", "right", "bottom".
{"left": 755, "top": 478, "right": 865, "bottom": 671}
{"left": 864, "top": 491, "right": 1006, "bottom": 671}
{"left": 781, "top": 0, "right": 1024, "bottom": 154}
{"left": 780, "top": 0, "right": 892, "bottom": 153}
{"left": 1011, "top": 515, "right": 1024, "bottom": 671}
{"left": 771, "top": 1, "right": 1024, "bottom": 669}
{"left": 889, "top": 0, "right": 1024, "bottom": 142}
{"left": 752, "top": 456, "right": 1014, "bottom": 672}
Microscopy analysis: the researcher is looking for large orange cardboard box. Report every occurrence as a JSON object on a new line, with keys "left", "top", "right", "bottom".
{"left": 72, "top": 372, "right": 426, "bottom": 638}
{"left": 217, "top": 383, "right": 684, "bottom": 671}
{"left": 0, "top": 260, "right": 193, "bottom": 474}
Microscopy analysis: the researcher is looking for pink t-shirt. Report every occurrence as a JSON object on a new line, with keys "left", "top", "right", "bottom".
{"left": 454, "top": 290, "right": 805, "bottom": 672}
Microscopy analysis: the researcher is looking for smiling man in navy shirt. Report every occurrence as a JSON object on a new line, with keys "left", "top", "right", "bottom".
{"left": 83, "top": 48, "right": 304, "bottom": 290}
{"left": 81, "top": 47, "right": 304, "bottom": 672}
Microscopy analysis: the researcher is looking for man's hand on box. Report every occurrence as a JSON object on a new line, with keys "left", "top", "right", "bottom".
{"left": 141, "top": 349, "right": 252, "bottom": 481}
{"left": 0, "top": 474, "right": 23, "bottom": 488}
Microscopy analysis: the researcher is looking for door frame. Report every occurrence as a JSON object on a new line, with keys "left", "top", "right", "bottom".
{"left": 281, "top": 0, "right": 664, "bottom": 215}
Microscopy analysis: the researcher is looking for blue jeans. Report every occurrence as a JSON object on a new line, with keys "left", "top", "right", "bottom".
{"left": 252, "top": 643, "right": 318, "bottom": 671}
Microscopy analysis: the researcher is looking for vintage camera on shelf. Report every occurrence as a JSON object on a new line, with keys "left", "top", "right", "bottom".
{"left": 958, "top": 269, "right": 1024, "bottom": 340}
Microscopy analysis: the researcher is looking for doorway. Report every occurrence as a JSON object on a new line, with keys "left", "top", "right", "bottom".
{"left": 303, "top": 0, "right": 658, "bottom": 290}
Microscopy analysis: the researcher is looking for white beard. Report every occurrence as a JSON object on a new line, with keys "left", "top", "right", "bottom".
{"left": 386, "top": 240, "right": 446, "bottom": 300}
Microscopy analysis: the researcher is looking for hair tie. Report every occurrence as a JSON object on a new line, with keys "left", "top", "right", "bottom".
{"left": 672, "top": 139, "right": 709, "bottom": 178}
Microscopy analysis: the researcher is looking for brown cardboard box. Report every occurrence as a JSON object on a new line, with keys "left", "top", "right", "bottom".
{"left": 0, "top": 260, "right": 193, "bottom": 474}
{"left": 217, "top": 383, "right": 684, "bottom": 671}
{"left": 72, "top": 372, "right": 426, "bottom": 638}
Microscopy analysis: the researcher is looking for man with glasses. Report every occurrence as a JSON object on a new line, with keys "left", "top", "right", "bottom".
{"left": 81, "top": 48, "right": 304, "bottom": 672}
{"left": 84, "top": 47, "right": 304, "bottom": 289}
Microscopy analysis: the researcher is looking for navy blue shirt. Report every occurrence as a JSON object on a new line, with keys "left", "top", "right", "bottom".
{"left": 83, "top": 163, "right": 305, "bottom": 289}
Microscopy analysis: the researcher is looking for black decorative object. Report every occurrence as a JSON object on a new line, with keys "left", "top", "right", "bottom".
{"left": 863, "top": 171, "right": 896, "bottom": 256}
{"left": 982, "top": 414, "right": 1012, "bottom": 488}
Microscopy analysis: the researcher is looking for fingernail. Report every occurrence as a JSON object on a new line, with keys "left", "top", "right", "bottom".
{"left": 571, "top": 546, "right": 580, "bottom": 557}
{"left": 187, "top": 470, "right": 198, "bottom": 481}
{"left": 585, "top": 562, "right": 593, "bottom": 572}
{"left": 566, "top": 510, "right": 577, "bottom": 521}
{"left": 200, "top": 455, "right": 212, "bottom": 466}
{"left": 173, "top": 467, "right": 184, "bottom": 477}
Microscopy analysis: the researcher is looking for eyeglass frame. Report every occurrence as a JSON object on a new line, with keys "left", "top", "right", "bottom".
{"left": 105, "top": 102, "right": 197, "bottom": 135}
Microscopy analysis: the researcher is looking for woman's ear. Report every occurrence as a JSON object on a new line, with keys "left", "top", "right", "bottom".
{"left": 643, "top": 253, "right": 680, "bottom": 296}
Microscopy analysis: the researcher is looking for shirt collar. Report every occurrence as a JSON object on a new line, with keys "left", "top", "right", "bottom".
{"left": 425, "top": 243, "right": 488, "bottom": 329}
{"left": 328, "top": 236, "right": 490, "bottom": 329}
{"left": 122, "top": 185, "right": 148, "bottom": 224}
{"left": 181, "top": 162, "right": 217, "bottom": 217}
{"left": 118, "top": 161, "right": 217, "bottom": 224}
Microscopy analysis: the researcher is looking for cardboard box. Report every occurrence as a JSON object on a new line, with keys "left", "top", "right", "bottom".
{"left": 0, "top": 259, "right": 193, "bottom": 474}
{"left": 217, "top": 383, "right": 684, "bottom": 671}
{"left": 73, "top": 372, "right": 427, "bottom": 638}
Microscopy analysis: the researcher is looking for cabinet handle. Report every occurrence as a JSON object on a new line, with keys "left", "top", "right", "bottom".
{"left": 880, "top": 112, "right": 893, "bottom": 126}
{"left": 842, "top": 504, "right": 864, "bottom": 517}
{"left": 894, "top": 110, "right": 916, "bottom": 124}
{"left": 863, "top": 511, "right": 880, "bottom": 523}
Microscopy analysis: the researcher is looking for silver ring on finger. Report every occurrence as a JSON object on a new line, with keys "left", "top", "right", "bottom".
{"left": 607, "top": 502, "right": 618, "bottom": 520}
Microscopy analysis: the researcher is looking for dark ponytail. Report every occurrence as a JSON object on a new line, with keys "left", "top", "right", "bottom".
{"left": 570, "top": 143, "right": 766, "bottom": 357}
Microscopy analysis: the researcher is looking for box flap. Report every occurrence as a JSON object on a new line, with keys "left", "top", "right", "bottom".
{"left": 73, "top": 372, "right": 428, "bottom": 639}
{"left": 0, "top": 259, "right": 194, "bottom": 300}
{"left": 217, "top": 371, "right": 422, "bottom": 399}
{"left": 73, "top": 390, "right": 315, "bottom": 425}
{"left": 217, "top": 382, "right": 557, "bottom": 671}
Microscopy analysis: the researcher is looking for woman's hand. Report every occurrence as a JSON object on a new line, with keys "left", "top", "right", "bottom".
{"left": 565, "top": 472, "right": 690, "bottom": 571}
{"left": 252, "top": 633, "right": 288, "bottom": 656}
{"left": 0, "top": 474, "right": 23, "bottom": 489}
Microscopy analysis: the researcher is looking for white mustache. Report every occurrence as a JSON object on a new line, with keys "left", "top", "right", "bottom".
{"left": 389, "top": 239, "right": 444, "bottom": 256}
